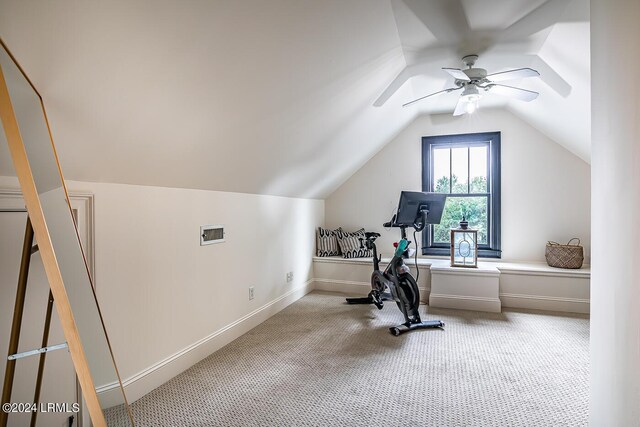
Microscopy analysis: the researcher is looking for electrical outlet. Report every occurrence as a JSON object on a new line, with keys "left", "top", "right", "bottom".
{"left": 286, "top": 271, "right": 294, "bottom": 283}
{"left": 249, "top": 286, "right": 255, "bottom": 300}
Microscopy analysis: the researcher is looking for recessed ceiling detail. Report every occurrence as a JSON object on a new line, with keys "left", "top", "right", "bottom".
{"left": 376, "top": 0, "right": 576, "bottom": 107}
{"left": 378, "top": 0, "right": 590, "bottom": 163}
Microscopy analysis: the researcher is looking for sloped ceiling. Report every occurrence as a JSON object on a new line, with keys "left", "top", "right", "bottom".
{"left": 0, "top": 0, "right": 589, "bottom": 199}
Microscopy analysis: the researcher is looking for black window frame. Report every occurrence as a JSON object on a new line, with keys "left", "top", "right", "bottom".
{"left": 421, "top": 131, "right": 501, "bottom": 258}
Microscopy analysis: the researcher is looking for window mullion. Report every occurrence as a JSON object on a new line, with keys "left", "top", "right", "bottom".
{"left": 467, "top": 146, "right": 470, "bottom": 194}
{"left": 449, "top": 148, "right": 452, "bottom": 194}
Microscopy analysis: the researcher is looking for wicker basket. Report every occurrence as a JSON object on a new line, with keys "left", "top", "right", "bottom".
{"left": 545, "top": 238, "right": 584, "bottom": 269}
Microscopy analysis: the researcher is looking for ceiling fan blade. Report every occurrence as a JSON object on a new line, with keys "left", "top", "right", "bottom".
{"left": 402, "top": 87, "right": 461, "bottom": 108}
{"left": 453, "top": 97, "right": 468, "bottom": 116}
{"left": 486, "top": 68, "right": 540, "bottom": 82}
{"left": 488, "top": 84, "right": 539, "bottom": 102}
{"left": 373, "top": 47, "right": 451, "bottom": 107}
{"left": 443, "top": 68, "right": 470, "bottom": 81}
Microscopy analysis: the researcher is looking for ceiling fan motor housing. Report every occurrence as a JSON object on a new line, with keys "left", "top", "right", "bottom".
{"left": 458, "top": 55, "right": 488, "bottom": 87}
{"left": 463, "top": 68, "right": 487, "bottom": 81}
{"left": 455, "top": 70, "right": 488, "bottom": 87}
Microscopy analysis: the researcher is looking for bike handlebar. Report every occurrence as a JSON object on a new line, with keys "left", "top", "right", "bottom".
{"left": 384, "top": 209, "right": 429, "bottom": 232}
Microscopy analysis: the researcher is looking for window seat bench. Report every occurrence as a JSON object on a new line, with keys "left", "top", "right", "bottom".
{"left": 312, "top": 257, "right": 590, "bottom": 314}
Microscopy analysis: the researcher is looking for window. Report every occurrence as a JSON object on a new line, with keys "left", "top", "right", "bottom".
{"left": 422, "top": 132, "right": 501, "bottom": 258}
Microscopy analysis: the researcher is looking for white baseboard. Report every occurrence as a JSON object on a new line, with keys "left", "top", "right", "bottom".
{"left": 98, "top": 280, "right": 314, "bottom": 406}
{"left": 313, "top": 278, "right": 430, "bottom": 303}
{"left": 429, "top": 293, "right": 502, "bottom": 313}
{"left": 500, "top": 292, "right": 590, "bottom": 314}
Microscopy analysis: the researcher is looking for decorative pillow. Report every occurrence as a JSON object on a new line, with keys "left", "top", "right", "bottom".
{"left": 316, "top": 227, "right": 341, "bottom": 257}
{"left": 336, "top": 228, "right": 373, "bottom": 259}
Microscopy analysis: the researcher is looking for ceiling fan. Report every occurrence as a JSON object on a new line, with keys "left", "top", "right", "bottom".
{"left": 403, "top": 55, "right": 540, "bottom": 116}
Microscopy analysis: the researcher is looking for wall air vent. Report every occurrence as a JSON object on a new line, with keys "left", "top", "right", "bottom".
{"left": 200, "top": 225, "right": 225, "bottom": 246}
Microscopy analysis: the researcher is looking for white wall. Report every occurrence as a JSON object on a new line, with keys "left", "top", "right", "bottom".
{"left": 0, "top": 176, "right": 323, "bottom": 403}
{"left": 325, "top": 109, "right": 591, "bottom": 263}
{"left": 590, "top": 0, "right": 640, "bottom": 424}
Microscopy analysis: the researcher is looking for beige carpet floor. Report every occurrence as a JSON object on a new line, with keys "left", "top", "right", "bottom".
{"left": 105, "top": 291, "right": 589, "bottom": 427}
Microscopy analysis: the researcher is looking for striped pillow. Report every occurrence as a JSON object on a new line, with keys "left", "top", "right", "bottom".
{"left": 316, "top": 227, "right": 341, "bottom": 257}
{"left": 336, "top": 228, "right": 373, "bottom": 259}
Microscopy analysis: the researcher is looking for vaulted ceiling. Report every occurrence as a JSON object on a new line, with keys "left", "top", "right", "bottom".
{"left": 0, "top": 0, "right": 590, "bottom": 199}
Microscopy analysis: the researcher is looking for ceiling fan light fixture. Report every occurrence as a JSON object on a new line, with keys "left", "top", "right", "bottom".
{"left": 464, "top": 100, "right": 478, "bottom": 114}
{"left": 460, "top": 84, "right": 481, "bottom": 114}
{"left": 460, "top": 84, "right": 481, "bottom": 102}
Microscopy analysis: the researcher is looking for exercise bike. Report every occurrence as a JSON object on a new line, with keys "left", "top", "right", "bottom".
{"left": 346, "top": 191, "right": 446, "bottom": 336}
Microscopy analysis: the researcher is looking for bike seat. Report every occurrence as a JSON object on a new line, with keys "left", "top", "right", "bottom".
{"left": 365, "top": 232, "right": 381, "bottom": 239}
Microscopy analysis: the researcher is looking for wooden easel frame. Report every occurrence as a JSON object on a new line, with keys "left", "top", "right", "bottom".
{"left": 0, "top": 39, "right": 133, "bottom": 426}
